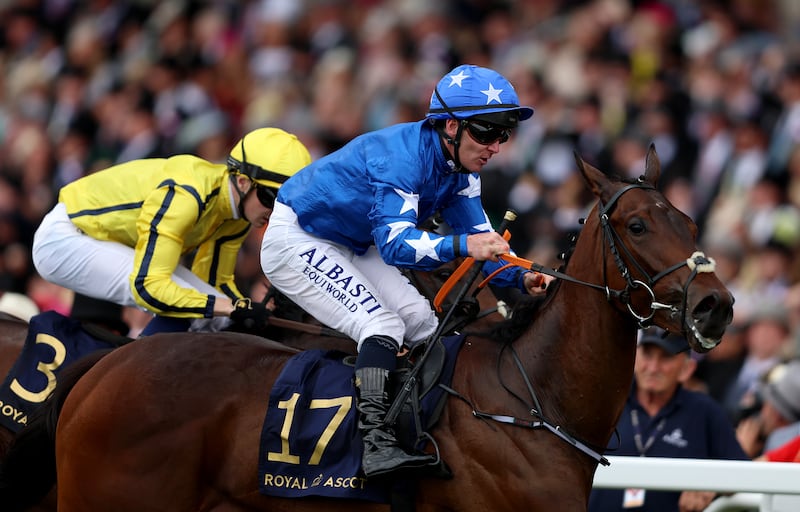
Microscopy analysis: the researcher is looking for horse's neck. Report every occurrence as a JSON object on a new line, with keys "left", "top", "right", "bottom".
{"left": 516, "top": 247, "right": 640, "bottom": 446}
{"left": 439, "top": 280, "right": 639, "bottom": 510}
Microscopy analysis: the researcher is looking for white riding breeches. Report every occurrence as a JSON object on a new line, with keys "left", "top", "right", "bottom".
{"left": 261, "top": 202, "right": 439, "bottom": 350}
{"left": 32, "top": 203, "right": 231, "bottom": 331}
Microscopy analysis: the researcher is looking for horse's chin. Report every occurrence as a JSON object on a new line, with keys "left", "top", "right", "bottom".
{"left": 686, "top": 321, "right": 722, "bottom": 353}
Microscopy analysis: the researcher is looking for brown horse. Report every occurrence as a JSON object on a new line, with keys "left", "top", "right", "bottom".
{"left": 0, "top": 147, "right": 733, "bottom": 511}
{"left": 0, "top": 263, "right": 502, "bottom": 512}
{"left": 0, "top": 259, "right": 502, "bottom": 458}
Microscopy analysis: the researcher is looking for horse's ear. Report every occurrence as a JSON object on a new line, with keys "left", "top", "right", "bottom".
{"left": 643, "top": 143, "right": 661, "bottom": 185}
{"left": 574, "top": 151, "right": 614, "bottom": 200}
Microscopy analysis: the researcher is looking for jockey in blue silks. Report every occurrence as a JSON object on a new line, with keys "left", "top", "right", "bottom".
{"left": 261, "top": 64, "right": 553, "bottom": 479}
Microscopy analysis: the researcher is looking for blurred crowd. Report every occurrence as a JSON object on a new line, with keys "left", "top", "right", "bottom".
{"left": 2, "top": 0, "right": 800, "bottom": 412}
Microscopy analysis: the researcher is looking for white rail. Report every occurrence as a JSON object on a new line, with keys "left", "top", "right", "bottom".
{"left": 592, "top": 456, "right": 800, "bottom": 512}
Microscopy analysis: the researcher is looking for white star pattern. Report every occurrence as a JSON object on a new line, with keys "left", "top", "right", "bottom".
{"left": 457, "top": 175, "right": 481, "bottom": 198}
{"left": 473, "top": 211, "right": 492, "bottom": 232}
{"left": 481, "top": 83, "right": 503, "bottom": 104}
{"left": 394, "top": 188, "right": 419, "bottom": 215}
{"left": 448, "top": 70, "right": 469, "bottom": 87}
{"left": 473, "top": 220, "right": 493, "bottom": 232}
{"left": 386, "top": 221, "right": 414, "bottom": 243}
{"left": 406, "top": 231, "right": 443, "bottom": 263}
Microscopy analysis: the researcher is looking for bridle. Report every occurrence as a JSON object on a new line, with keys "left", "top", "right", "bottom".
{"left": 524, "top": 176, "right": 716, "bottom": 331}
{"left": 441, "top": 176, "right": 718, "bottom": 466}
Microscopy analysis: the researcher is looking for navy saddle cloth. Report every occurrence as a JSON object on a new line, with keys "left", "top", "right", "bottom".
{"left": 0, "top": 311, "right": 124, "bottom": 432}
{"left": 258, "top": 333, "right": 465, "bottom": 502}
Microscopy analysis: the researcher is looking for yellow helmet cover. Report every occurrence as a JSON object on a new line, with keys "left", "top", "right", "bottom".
{"left": 227, "top": 127, "right": 311, "bottom": 189}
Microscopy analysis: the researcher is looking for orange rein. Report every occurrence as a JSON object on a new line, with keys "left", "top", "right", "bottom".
{"left": 432, "top": 231, "right": 536, "bottom": 312}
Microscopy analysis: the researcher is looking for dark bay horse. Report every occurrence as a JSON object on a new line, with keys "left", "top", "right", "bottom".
{"left": 0, "top": 147, "right": 733, "bottom": 511}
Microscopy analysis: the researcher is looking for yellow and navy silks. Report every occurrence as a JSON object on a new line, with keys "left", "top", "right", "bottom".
{"left": 59, "top": 155, "right": 249, "bottom": 318}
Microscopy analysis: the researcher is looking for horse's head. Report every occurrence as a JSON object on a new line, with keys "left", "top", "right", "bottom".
{"left": 576, "top": 144, "right": 734, "bottom": 353}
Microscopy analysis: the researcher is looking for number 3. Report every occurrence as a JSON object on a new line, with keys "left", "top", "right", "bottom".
{"left": 9, "top": 333, "right": 67, "bottom": 403}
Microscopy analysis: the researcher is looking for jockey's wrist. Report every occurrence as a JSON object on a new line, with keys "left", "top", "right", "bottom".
{"left": 452, "top": 234, "right": 462, "bottom": 258}
{"left": 212, "top": 297, "right": 236, "bottom": 316}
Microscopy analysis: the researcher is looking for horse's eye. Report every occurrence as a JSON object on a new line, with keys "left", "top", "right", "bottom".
{"left": 629, "top": 221, "right": 645, "bottom": 235}
{"left": 438, "top": 270, "right": 453, "bottom": 279}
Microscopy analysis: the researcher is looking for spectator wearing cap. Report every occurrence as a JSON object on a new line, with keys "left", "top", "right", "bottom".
{"left": 737, "top": 359, "right": 800, "bottom": 458}
{"left": 589, "top": 327, "right": 748, "bottom": 512}
{"left": 756, "top": 361, "right": 800, "bottom": 462}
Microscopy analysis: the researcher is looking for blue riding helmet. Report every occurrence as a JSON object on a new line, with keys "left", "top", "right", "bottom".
{"left": 426, "top": 64, "right": 534, "bottom": 125}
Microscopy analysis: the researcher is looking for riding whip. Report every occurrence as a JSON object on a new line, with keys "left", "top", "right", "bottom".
{"left": 385, "top": 210, "right": 517, "bottom": 424}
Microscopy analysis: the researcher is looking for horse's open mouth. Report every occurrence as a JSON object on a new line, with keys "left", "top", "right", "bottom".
{"left": 687, "top": 321, "right": 721, "bottom": 352}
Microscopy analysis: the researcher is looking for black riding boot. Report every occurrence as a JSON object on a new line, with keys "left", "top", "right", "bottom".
{"left": 355, "top": 367, "right": 436, "bottom": 478}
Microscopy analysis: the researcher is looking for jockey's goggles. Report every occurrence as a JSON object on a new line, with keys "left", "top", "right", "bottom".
{"left": 255, "top": 185, "right": 276, "bottom": 209}
{"left": 464, "top": 120, "right": 512, "bottom": 145}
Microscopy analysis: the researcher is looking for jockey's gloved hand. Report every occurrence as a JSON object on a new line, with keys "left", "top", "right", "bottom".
{"left": 230, "top": 298, "right": 271, "bottom": 331}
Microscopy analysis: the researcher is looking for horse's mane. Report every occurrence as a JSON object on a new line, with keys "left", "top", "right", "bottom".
{"left": 478, "top": 219, "right": 584, "bottom": 345}
{"left": 479, "top": 172, "right": 646, "bottom": 345}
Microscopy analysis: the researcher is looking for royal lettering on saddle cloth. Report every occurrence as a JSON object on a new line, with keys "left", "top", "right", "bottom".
{"left": 0, "top": 311, "right": 119, "bottom": 432}
{"left": 258, "top": 334, "right": 465, "bottom": 502}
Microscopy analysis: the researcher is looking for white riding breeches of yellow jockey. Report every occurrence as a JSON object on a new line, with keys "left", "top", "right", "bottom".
{"left": 32, "top": 203, "right": 231, "bottom": 332}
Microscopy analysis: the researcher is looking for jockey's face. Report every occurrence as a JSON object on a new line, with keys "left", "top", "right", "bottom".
{"left": 235, "top": 177, "right": 272, "bottom": 227}
{"left": 443, "top": 118, "right": 504, "bottom": 173}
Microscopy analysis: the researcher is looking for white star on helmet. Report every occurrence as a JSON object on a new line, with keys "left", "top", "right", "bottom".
{"left": 448, "top": 70, "right": 469, "bottom": 87}
{"left": 481, "top": 83, "right": 503, "bottom": 104}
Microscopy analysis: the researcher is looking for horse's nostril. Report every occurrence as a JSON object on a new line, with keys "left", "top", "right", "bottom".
{"left": 691, "top": 290, "right": 735, "bottom": 340}
{"left": 692, "top": 293, "right": 719, "bottom": 316}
